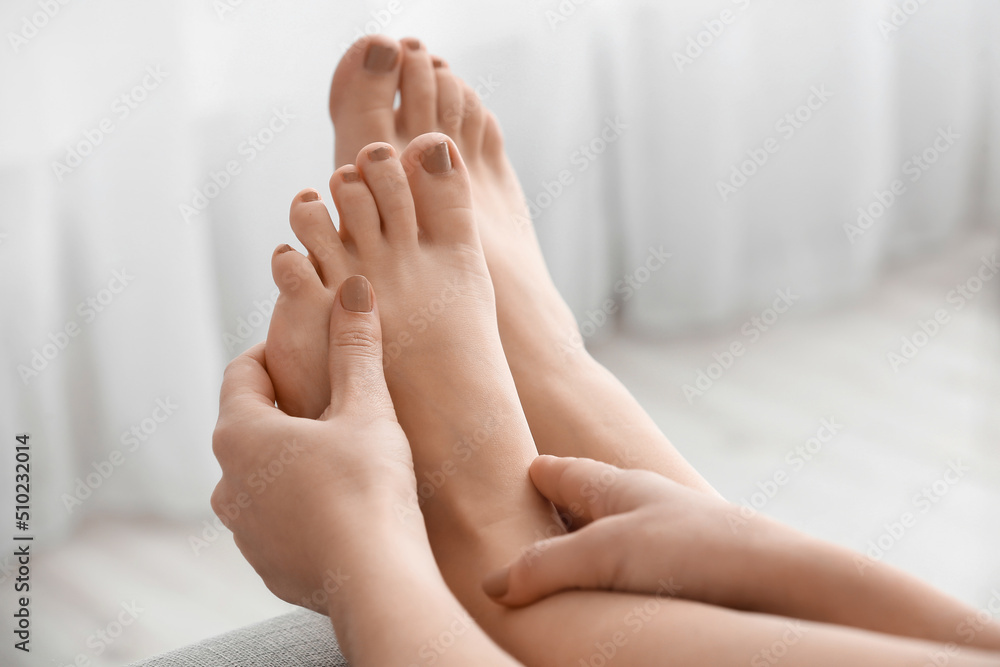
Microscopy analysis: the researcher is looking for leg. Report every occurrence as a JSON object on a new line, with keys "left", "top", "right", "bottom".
{"left": 327, "top": 36, "right": 716, "bottom": 495}
{"left": 263, "top": 132, "right": 999, "bottom": 666}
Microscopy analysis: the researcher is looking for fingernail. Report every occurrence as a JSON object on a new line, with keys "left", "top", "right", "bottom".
{"left": 342, "top": 169, "right": 361, "bottom": 183}
{"left": 421, "top": 141, "right": 452, "bottom": 174}
{"left": 482, "top": 567, "right": 509, "bottom": 599}
{"left": 401, "top": 37, "right": 421, "bottom": 51}
{"left": 364, "top": 43, "right": 398, "bottom": 72}
{"left": 368, "top": 146, "right": 392, "bottom": 162}
{"left": 341, "top": 275, "right": 372, "bottom": 313}
{"left": 276, "top": 244, "right": 294, "bottom": 255}
{"left": 300, "top": 190, "right": 320, "bottom": 202}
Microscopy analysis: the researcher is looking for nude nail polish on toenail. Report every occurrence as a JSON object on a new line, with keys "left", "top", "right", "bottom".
{"left": 276, "top": 244, "right": 293, "bottom": 255}
{"left": 432, "top": 56, "right": 445, "bottom": 68}
{"left": 301, "top": 190, "right": 319, "bottom": 202}
{"left": 364, "top": 44, "right": 398, "bottom": 72}
{"left": 401, "top": 37, "right": 420, "bottom": 50}
{"left": 368, "top": 146, "right": 392, "bottom": 162}
{"left": 482, "top": 567, "right": 509, "bottom": 599}
{"left": 421, "top": 142, "right": 452, "bottom": 174}
{"left": 342, "top": 169, "right": 361, "bottom": 183}
{"left": 341, "top": 275, "right": 372, "bottom": 313}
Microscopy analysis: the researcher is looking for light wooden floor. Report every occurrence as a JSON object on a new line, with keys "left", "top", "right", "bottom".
{"left": 24, "top": 231, "right": 1000, "bottom": 666}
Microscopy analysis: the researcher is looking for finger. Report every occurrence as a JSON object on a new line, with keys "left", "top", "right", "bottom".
{"left": 528, "top": 455, "right": 664, "bottom": 525}
{"left": 220, "top": 343, "right": 279, "bottom": 415}
{"left": 482, "top": 520, "right": 626, "bottom": 606}
{"left": 325, "top": 275, "right": 395, "bottom": 418}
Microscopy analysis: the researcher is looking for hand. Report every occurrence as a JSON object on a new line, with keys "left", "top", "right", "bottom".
{"left": 211, "top": 275, "right": 418, "bottom": 611}
{"left": 481, "top": 455, "right": 788, "bottom": 609}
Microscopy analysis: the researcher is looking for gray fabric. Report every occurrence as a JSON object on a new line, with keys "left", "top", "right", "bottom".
{"left": 128, "top": 610, "right": 348, "bottom": 666}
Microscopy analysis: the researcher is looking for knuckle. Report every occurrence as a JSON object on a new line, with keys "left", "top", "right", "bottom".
{"left": 211, "top": 420, "right": 234, "bottom": 462}
{"left": 331, "top": 326, "right": 381, "bottom": 354}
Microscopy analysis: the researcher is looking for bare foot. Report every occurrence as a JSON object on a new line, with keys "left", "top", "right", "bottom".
{"left": 265, "top": 132, "right": 550, "bottom": 537}
{"left": 329, "top": 37, "right": 715, "bottom": 492}
{"left": 261, "top": 129, "right": 986, "bottom": 667}
{"left": 329, "top": 36, "right": 576, "bottom": 370}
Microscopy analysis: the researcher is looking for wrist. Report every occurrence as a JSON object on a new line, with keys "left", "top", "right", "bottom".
{"left": 724, "top": 511, "right": 817, "bottom": 611}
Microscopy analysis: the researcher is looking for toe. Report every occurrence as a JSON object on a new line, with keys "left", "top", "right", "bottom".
{"left": 434, "top": 62, "right": 464, "bottom": 139}
{"left": 482, "top": 111, "right": 505, "bottom": 159}
{"left": 356, "top": 142, "right": 419, "bottom": 245}
{"left": 289, "top": 190, "right": 350, "bottom": 286}
{"left": 397, "top": 38, "right": 437, "bottom": 137}
{"left": 400, "top": 133, "right": 478, "bottom": 245}
{"left": 330, "top": 36, "right": 401, "bottom": 167}
{"left": 458, "top": 81, "right": 486, "bottom": 159}
{"left": 330, "top": 165, "right": 381, "bottom": 251}
{"left": 270, "top": 243, "right": 326, "bottom": 298}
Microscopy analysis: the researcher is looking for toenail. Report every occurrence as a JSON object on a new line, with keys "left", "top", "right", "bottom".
{"left": 276, "top": 244, "right": 293, "bottom": 255}
{"left": 300, "top": 190, "right": 320, "bottom": 202}
{"left": 368, "top": 146, "right": 392, "bottom": 162}
{"left": 420, "top": 142, "right": 452, "bottom": 174}
{"left": 401, "top": 37, "right": 421, "bottom": 50}
{"left": 364, "top": 43, "right": 398, "bottom": 72}
{"left": 432, "top": 56, "right": 445, "bottom": 68}
{"left": 341, "top": 275, "right": 373, "bottom": 313}
{"left": 342, "top": 169, "right": 361, "bottom": 183}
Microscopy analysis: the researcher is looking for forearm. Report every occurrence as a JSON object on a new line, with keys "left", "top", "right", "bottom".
{"left": 742, "top": 524, "right": 1000, "bottom": 651}
{"left": 324, "top": 506, "right": 521, "bottom": 667}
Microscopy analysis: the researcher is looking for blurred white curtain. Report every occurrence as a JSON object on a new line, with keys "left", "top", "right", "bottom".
{"left": 0, "top": 0, "right": 996, "bottom": 538}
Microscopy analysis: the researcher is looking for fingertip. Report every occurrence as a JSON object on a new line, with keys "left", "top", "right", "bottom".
{"left": 482, "top": 566, "right": 510, "bottom": 600}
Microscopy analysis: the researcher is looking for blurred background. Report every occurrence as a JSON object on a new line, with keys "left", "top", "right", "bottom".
{"left": 1, "top": 0, "right": 998, "bottom": 664}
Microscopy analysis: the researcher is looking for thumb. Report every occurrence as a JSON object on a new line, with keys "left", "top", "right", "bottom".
{"left": 482, "top": 518, "right": 627, "bottom": 607}
{"left": 324, "top": 275, "right": 393, "bottom": 417}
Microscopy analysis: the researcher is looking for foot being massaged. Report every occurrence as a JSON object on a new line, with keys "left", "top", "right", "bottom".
{"left": 210, "top": 36, "right": 1000, "bottom": 666}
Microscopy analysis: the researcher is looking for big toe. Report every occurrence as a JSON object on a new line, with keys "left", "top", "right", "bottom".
{"left": 400, "top": 133, "right": 478, "bottom": 246}
{"left": 330, "top": 36, "right": 402, "bottom": 167}
{"left": 396, "top": 38, "right": 437, "bottom": 138}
